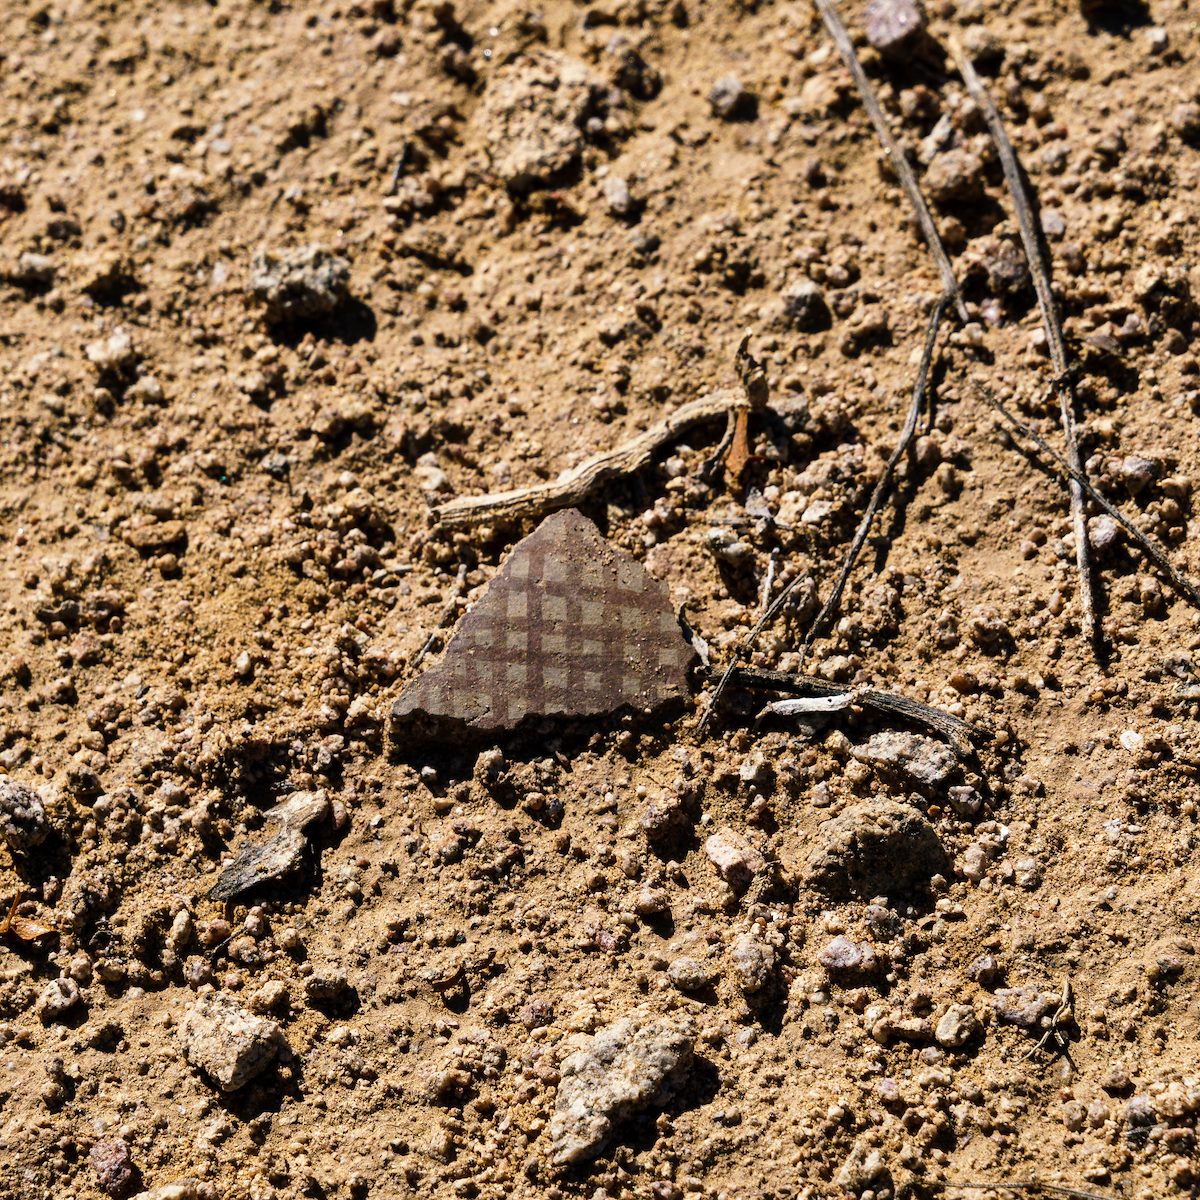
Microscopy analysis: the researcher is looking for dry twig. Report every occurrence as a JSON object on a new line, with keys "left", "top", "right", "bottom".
{"left": 975, "top": 380, "right": 1200, "bottom": 612}
{"left": 955, "top": 1182, "right": 1113, "bottom": 1200}
{"left": 697, "top": 296, "right": 947, "bottom": 734}
{"left": 813, "top": 0, "right": 968, "bottom": 323}
{"left": 412, "top": 561, "right": 469, "bottom": 668}
{"left": 434, "top": 369, "right": 763, "bottom": 530}
{"left": 798, "top": 294, "right": 948, "bottom": 662}
{"left": 722, "top": 665, "right": 988, "bottom": 751}
{"left": 948, "top": 38, "right": 1099, "bottom": 650}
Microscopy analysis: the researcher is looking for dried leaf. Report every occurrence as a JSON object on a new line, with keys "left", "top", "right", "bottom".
{"left": 0, "top": 895, "right": 58, "bottom": 942}
{"left": 6, "top": 914, "right": 58, "bottom": 941}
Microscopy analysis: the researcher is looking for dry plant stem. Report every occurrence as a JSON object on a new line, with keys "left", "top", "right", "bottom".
{"left": 813, "top": 0, "right": 968, "bottom": 324}
{"left": 724, "top": 664, "right": 988, "bottom": 750}
{"left": 975, "top": 381, "right": 1200, "bottom": 612}
{"left": 412, "top": 561, "right": 469, "bottom": 667}
{"left": 949, "top": 39, "right": 1098, "bottom": 650}
{"left": 798, "top": 294, "right": 948, "bottom": 664}
{"left": 699, "top": 295, "right": 945, "bottom": 733}
{"left": 956, "top": 1183, "right": 1113, "bottom": 1200}
{"left": 434, "top": 387, "right": 744, "bottom": 529}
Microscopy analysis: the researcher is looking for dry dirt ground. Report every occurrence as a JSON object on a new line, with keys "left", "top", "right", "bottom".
{"left": 2, "top": 0, "right": 1200, "bottom": 1197}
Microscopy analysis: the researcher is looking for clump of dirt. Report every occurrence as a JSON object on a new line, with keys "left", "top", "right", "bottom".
{"left": 1, "top": 2, "right": 1199, "bottom": 1199}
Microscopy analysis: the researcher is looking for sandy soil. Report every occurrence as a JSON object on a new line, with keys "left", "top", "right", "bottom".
{"left": 1, "top": 0, "right": 1199, "bottom": 1197}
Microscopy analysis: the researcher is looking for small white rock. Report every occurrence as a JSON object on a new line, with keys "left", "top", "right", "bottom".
{"left": 36, "top": 977, "right": 82, "bottom": 1024}
{"left": 704, "top": 827, "right": 765, "bottom": 893}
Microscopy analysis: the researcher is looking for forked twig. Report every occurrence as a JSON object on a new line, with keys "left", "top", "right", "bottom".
{"left": 798, "top": 294, "right": 948, "bottom": 662}
{"left": 975, "top": 380, "right": 1200, "bottom": 612}
{"left": 697, "top": 295, "right": 947, "bottom": 734}
{"left": 813, "top": 0, "right": 968, "bottom": 323}
{"left": 948, "top": 38, "right": 1098, "bottom": 651}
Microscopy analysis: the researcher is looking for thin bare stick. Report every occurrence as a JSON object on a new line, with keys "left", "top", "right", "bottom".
{"left": 412, "top": 562, "right": 469, "bottom": 667}
{"left": 798, "top": 294, "right": 948, "bottom": 662}
{"left": 975, "top": 380, "right": 1200, "bottom": 612}
{"left": 948, "top": 38, "right": 1098, "bottom": 651}
{"left": 758, "top": 549, "right": 780, "bottom": 618}
{"left": 813, "top": 0, "right": 968, "bottom": 323}
{"left": 955, "top": 1183, "right": 1113, "bottom": 1200}
{"left": 434, "top": 369, "right": 764, "bottom": 530}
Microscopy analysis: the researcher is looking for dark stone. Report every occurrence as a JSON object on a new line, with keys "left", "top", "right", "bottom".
{"left": 209, "top": 792, "right": 330, "bottom": 902}
{"left": 392, "top": 509, "right": 695, "bottom": 740}
{"left": 782, "top": 280, "right": 831, "bottom": 332}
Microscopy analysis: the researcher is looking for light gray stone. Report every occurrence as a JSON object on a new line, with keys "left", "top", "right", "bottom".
{"left": 181, "top": 991, "right": 282, "bottom": 1091}
{"left": 549, "top": 1014, "right": 695, "bottom": 1170}
{"left": 852, "top": 731, "right": 958, "bottom": 791}
{"left": 935, "top": 1003, "right": 981, "bottom": 1048}
{"left": 250, "top": 245, "right": 350, "bottom": 324}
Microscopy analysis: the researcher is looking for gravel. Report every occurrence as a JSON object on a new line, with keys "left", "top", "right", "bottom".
{"left": 603, "top": 175, "right": 636, "bottom": 219}
{"left": 851, "top": 731, "right": 959, "bottom": 792}
{"left": 85, "top": 328, "right": 139, "bottom": 380}
{"left": 924, "top": 148, "right": 986, "bottom": 205}
{"left": 667, "top": 955, "right": 714, "bottom": 993}
{"left": 864, "top": 0, "right": 927, "bottom": 57}
{"left": 817, "top": 936, "right": 879, "bottom": 981}
{"left": 934, "top": 1003, "right": 981, "bottom": 1048}
{"left": 548, "top": 1014, "right": 696, "bottom": 1170}
{"left": 708, "top": 75, "right": 756, "bottom": 121}
{"left": 36, "top": 977, "right": 82, "bottom": 1024}
{"left": 0, "top": 776, "right": 50, "bottom": 853}
{"left": 729, "top": 931, "right": 775, "bottom": 993}
{"left": 180, "top": 991, "right": 283, "bottom": 1091}
{"left": 992, "top": 986, "right": 1060, "bottom": 1029}
{"left": 474, "top": 52, "right": 598, "bottom": 192}
{"left": 782, "top": 280, "right": 831, "bottom": 332}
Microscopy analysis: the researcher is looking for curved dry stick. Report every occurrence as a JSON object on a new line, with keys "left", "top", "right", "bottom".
{"left": 433, "top": 388, "right": 743, "bottom": 530}
{"left": 948, "top": 37, "right": 1098, "bottom": 652}
{"left": 813, "top": 0, "right": 968, "bottom": 324}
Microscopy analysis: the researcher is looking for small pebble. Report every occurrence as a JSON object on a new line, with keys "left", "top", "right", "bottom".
{"left": 667, "top": 956, "right": 714, "bottom": 993}
{"left": 90, "top": 1138, "right": 136, "bottom": 1198}
{"left": 817, "top": 936, "right": 878, "bottom": 981}
{"left": 602, "top": 175, "right": 636, "bottom": 219}
{"left": 864, "top": 0, "right": 927, "bottom": 58}
{"left": 934, "top": 1003, "right": 981, "bottom": 1048}
{"left": 729, "top": 932, "right": 775, "bottom": 993}
{"left": 0, "top": 776, "right": 50, "bottom": 853}
{"left": 708, "top": 75, "right": 756, "bottom": 121}
{"left": 704, "top": 827, "right": 765, "bottom": 894}
{"left": 36, "top": 978, "right": 82, "bottom": 1025}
